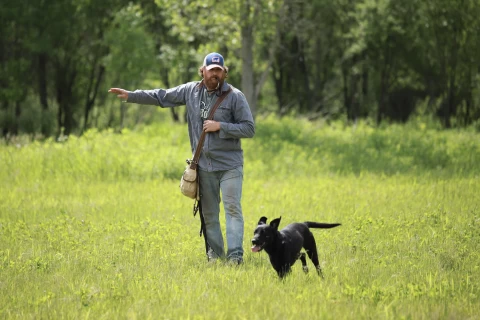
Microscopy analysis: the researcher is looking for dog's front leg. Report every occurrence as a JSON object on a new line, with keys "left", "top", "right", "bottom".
{"left": 298, "top": 252, "right": 308, "bottom": 273}
{"left": 277, "top": 265, "right": 291, "bottom": 278}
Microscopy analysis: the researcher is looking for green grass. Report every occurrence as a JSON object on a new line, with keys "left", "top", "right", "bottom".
{"left": 1, "top": 117, "right": 479, "bottom": 319}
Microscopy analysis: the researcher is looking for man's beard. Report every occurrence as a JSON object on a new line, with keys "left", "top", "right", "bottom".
{"left": 204, "top": 75, "right": 224, "bottom": 91}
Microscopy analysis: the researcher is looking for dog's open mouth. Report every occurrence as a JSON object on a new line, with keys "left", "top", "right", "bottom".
{"left": 251, "top": 244, "right": 264, "bottom": 252}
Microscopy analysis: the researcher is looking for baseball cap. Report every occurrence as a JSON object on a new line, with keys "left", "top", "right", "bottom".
{"left": 203, "top": 52, "right": 225, "bottom": 70}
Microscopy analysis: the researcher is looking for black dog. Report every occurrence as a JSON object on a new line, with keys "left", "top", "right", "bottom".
{"left": 251, "top": 216, "right": 341, "bottom": 278}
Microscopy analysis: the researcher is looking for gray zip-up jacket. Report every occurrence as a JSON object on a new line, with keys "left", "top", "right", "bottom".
{"left": 127, "top": 81, "right": 255, "bottom": 172}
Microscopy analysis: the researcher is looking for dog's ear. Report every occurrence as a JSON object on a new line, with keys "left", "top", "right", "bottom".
{"left": 270, "top": 217, "right": 281, "bottom": 230}
{"left": 258, "top": 216, "right": 268, "bottom": 225}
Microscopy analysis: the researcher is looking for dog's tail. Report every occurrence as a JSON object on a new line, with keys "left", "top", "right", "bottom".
{"left": 305, "top": 222, "right": 341, "bottom": 229}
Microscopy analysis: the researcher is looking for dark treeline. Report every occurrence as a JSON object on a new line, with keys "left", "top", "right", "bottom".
{"left": 1, "top": 0, "right": 480, "bottom": 138}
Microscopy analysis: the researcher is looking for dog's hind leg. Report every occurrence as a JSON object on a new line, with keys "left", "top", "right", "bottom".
{"left": 304, "top": 235, "right": 324, "bottom": 278}
{"left": 306, "top": 249, "right": 324, "bottom": 278}
{"left": 315, "top": 264, "right": 324, "bottom": 279}
{"left": 298, "top": 252, "right": 308, "bottom": 273}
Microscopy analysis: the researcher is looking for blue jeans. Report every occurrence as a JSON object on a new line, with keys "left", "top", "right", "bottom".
{"left": 199, "top": 166, "right": 244, "bottom": 261}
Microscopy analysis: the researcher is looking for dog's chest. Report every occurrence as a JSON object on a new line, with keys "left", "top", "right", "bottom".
{"left": 267, "top": 247, "right": 298, "bottom": 269}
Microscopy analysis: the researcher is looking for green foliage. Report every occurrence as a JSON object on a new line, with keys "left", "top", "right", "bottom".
{"left": 1, "top": 119, "right": 479, "bottom": 318}
{"left": 103, "top": 4, "right": 157, "bottom": 87}
{"left": 2, "top": 0, "right": 480, "bottom": 136}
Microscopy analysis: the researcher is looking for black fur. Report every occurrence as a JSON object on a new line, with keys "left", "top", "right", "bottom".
{"left": 251, "top": 216, "right": 341, "bottom": 278}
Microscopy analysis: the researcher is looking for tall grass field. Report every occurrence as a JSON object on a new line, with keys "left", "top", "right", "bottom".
{"left": 1, "top": 116, "right": 479, "bottom": 319}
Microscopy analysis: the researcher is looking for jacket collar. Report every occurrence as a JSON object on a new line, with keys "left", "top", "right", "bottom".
{"left": 197, "top": 80, "right": 230, "bottom": 93}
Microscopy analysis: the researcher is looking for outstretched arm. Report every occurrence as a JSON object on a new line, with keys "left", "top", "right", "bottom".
{"left": 109, "top": 85, "right": 190, "bottom": 107}
{"left": 109, "top": 87, "right": 162, "bottom": 106}
{"left": 108, "top": 88, "right": 128, "bottom": 101}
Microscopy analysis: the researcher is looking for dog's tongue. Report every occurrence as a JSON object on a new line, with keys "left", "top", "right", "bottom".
{"left": 251, "top": 245, "right": 261, "bottom": 252}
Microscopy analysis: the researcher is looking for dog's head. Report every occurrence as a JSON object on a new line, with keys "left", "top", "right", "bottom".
{"left": 251, "top": 216, "right": 281, "bottom": 252}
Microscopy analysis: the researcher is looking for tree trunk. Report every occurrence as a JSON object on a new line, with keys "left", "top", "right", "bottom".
{"left": 444, "top": 31, "right": 459, "bottom": 128}
{"left": 9, "top": 101, "right": 21, "bottom": 136}
{"left": 55, "top": 64, "right": 77, "bottom": 137}
{"left": 377, "top": 37, "right": 393, "bottom": 125}
{"left": 159, "top": 67, "right": 180, "bottom": 122}
{"left": 62, "top": 100, "right": 74, "bottom": 136}
{"left": 362, "top": 66, "right": 368, "bottom": 109}
{"left": 1, "top": 101, "right": 8, "bottom": 138}
{"left": 342, "top": 65, "right": 350, "bottom": 119}
{"left": 240, "top": 0, "right": 256, "bottom": 116}
{"left": 377, "top": 69, "right": 387, "bottom": 125}
{"left": 38, "top": 53, "right": 49, "bottom": 111}
{"left": 464, "top": 72, "right": 473, "bottom": 126}
{"left": 296, "top": 37, "right": 310, "bottom": 113}
{"left": 120, "top": 103, "right": 126, "bottom": 131}
{"left": 38, "top": 53, "right": 50, "bottom": 136}
{"left": 444, "top": 74, "right": 456, "bottom": 128}
{"left": 83, "top": 64, "right": 105, "bottom": 134}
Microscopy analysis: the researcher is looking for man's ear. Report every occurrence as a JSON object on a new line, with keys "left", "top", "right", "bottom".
{"left": 270, "top": 217, "right": 282, "bottom": 230}
{"left": 258, "top": 216, "right": 268, "bottom": 225}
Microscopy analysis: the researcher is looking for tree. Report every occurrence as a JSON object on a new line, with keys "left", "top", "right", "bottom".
{"left": 421, "top": 0, "right": 480, "bottom": 127}
{"left": 0, "top": 0, "right": 32, "bottom": 136}
{"left": 102, "top": 3, "right": 157, "bottom": 130}
{"left": 152, "top": 0, "right": 280, "bottom": 117}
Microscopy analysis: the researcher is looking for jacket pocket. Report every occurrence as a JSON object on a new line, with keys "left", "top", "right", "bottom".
{"left": 214, "top": 105, "right": 233, "bottom": 122}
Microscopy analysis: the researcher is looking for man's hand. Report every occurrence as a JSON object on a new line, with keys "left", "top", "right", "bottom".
{"left": 108, "top": 88, "right": 128, "bottom": 101}
{"left": 203, "top": 120, "right": 221, "bottom": 132}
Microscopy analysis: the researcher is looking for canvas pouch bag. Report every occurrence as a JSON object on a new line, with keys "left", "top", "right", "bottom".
{"left": 180, "top": 160, "right": 199, "bottom": 199}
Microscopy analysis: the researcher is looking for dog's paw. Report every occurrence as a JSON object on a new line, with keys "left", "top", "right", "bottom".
{"left": 302, "top": 266, "right": 309, "bottom": 273}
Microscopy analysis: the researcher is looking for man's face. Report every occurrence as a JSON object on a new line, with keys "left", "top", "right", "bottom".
{"left": 203, "top": 67, "right": 226, "bottom": 90}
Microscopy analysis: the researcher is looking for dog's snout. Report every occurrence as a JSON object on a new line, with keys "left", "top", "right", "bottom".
{"left": 251, "top": 238, "right": 258, "bottom": 245}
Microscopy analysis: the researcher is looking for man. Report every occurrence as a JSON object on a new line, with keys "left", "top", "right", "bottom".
{"left": 109, "top": 52, "right": 255, "bottom": 264}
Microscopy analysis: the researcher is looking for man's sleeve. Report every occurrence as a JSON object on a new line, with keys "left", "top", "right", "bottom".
{"left": 127, "top": 83, "right": 191, "bottom": 107}
{"left": 219, "top": 91, "right": 255, "bottom": 139}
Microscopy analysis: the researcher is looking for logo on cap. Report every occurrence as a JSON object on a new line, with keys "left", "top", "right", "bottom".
{"left": 203, "top": 52, "right": 225, "bottom": 70}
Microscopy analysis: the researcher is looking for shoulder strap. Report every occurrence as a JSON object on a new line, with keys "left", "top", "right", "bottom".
{"left": 190, "top": 86, "right": 232, "bottom": 170}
